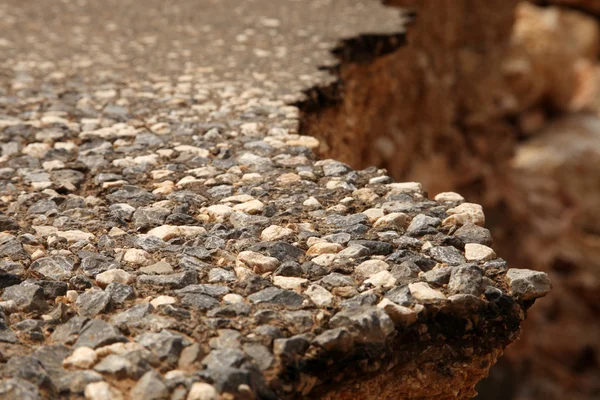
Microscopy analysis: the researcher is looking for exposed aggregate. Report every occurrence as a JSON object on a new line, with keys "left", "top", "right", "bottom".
{"left": 0, "top": 0, "right": 551, "bottom": 399}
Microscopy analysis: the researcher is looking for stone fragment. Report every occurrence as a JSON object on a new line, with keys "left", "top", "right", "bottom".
{"left": 237, "top": 251, "right": 280, "bottom": 273}
{"left": 329, "top": 306, "right": 395, "bottom": 344}
{"left": 95, "top": 269, "right": 133, "bottom": 287}
{"left": 506, "top": 268, "right": 552, "bottom": 300}
{"left": 377, "top": 298, "right": 419, "bottom": 326}
{"left": 464, "top": 243, "right": 497, "bottom": 261}
{"left": 355, "top": 259, "right": 389, "bottom": 279}
{"left": 84, "top": 381, "right": 124, "bottom": 400}
{"left": 63, "top": 347, "right": 98, "bottom": 369}
{"left": 408, "top": 282, "right": 447, "bottom": 303}
{"left": 186, "top": 382, "right": 220, "bottom": 400}
{"left": 443, "top": 203, "right": 485, "bottom": 227}
{"left": 130, "top": 370, "right": 169, "bottom": 400}
{"left": 260, "top": 225, "right": 294, "bottom": 241}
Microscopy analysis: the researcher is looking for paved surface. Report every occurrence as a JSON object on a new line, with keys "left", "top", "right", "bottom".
{"left": 0, "top": 1, "right": 550, "bottom": 399}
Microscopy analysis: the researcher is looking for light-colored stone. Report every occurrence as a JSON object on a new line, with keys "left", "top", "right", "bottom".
{"left": 464, "top": 243, "right": 497, "bottom": 261}
{"left": 355, "top": 259, "right": 389, "bottom": 279}
{"left": 303, "top": 196, "right": 321, "bottom": 209}
{"left": 66, "top": 290, "right": 79, "bottom": 303}
{"left": 306, "top": 242, "right": 343, "bottom": 257}
{"left": 150, "top": 295, "right": 177, "bottom": 307}
{"left": 374, "top": 212, "right": 409, "bottom": 229}
{"left": 443, "top": 203, "right": 485, "bottom": 227}
{"left": 434, "top": 192, "right": 465, "bottom": 202}
{"left": 108, "top": 227, "right": 127, "bottom": 237}
{"left": 174, "top": 145, "right": 210, "bottom": 157}
{"left": 362, "top": 208, "right": 384, "bottom": 223}
{"left": 63, "top": 346, "right": 98, "bottom": 369}
{"left": 123, "top": 249, "right": 151, "bottom": 265}
{"left": 206, "top": 205, "right": 233, "bottom": 220}
{"left": 96, "top": 269, "right": 134, "bottom": 287}
{"left": 409, "top": 282, "right": 447, "bottom": 303}
{"left": 237, "top": 251, "right": 280, "bottom": 272}
{"left": 84, "top": 381, "right": 124, "bottom": 400}
{"left": 305, "top": 284, "right": 334, "bottom": 307}
{"left": 233, "top": 199, "right": 264, "bottom": 214}
{"left": 56, "top": 230, "right": 95, "bottom": 243}
{"left": 223, "top": 293, "right": 245, "bottom": 304}
{"left": 377, "top": 298, "right": 419, "bottom": 326}
{"left": 387, "top": 182, "right": 422, "bottom": 193}
{"left": 273, "top": 276, "right": 308, "bottom": 291}
{"left": 147, "top": 225, "right": 206, "bottom": 241}
{"left": 260, "top": 225, "right": 294, "bottom": 241}
{"left": 364, "top": 270, "right": 397, "bottom": 288}
{"left": 187, "top": 382, "right": 220, "bottom": 400}
{"left": 311, "top": 253, "right": 339, "bottom": 267}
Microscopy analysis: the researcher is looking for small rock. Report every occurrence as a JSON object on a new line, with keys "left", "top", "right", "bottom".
{"left": 444, "top": 203, "right": 485, "bottom": 227}
{"left": 506, "top": 268, "right": 552, "bottom": 300}
{"left": 408, "top": 282, "right": 447, "bottom": 303}
{"left": 186, "top": 382, "right": 220, "bottom": 400}
{"left": 123, "top": 249, "right": 152, "bottom": 265}
{"left": 464, "top": 243, "right": 496, "bottom": 261}
{"left": 305, "top": 284, "right": 333, "bottom": 307}
{"left": 237, "top": 251, "right": 280, "bottom": 273}
{"left": 448, "top": 265, "right": 483, "bottom": 295}
{"left": 130, "top": 370, "right": 169, "bottom": 400}
{"left": 355, "top": 259, "right": 389, "bottom": 279}
{"left": 84, "top": 381, "right": 124, "bottom": 400}
{"left": 95, "top": 269, "right": 133, "bottom": 287}
{"left": 374, "top": 212, "right": 408, "bottom": 229}
{"left": 377, "top": 298, "right": 419, "bottom": 326}
{"left": 364, "top": 270, "right": 396, "bottom": 288}
{"left": 63, "top": 347, "right": 98, "bottom": 369}
{"left": 434, "top": 192, "right": 464, "bottom": 202}
{"left": 260, "top": 225, "right": 294, "bottom": 241}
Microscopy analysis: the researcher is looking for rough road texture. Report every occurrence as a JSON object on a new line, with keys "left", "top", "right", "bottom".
{"left": 0, "top": 1, "right": 551, "bottom": 399}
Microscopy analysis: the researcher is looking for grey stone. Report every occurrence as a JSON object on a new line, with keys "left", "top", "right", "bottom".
{"left": 312, "top": 327, "right": 354, "bottom": 353}
{"left": 137, "top": 269, "right": 197, "bottom": 289}
{"left": 30, "top": 256, "right": 75, "bottom": 280}
{"left": 106, "top": 282, "right": 135, "bottom": 304}
{"left": 406, "top": 214, "right": 441, "bottom": 236}
{"left": 247, "top": 287, "right": 304, "bottom": 307}
{"left": 427, "top": 246, "right": 466, "bottom": 266}
{"left": 180, "top": 293, "right": 220, "bottom": 311}
{"left": 454, "top": 223, "right": 493, "bottom": 246}
{"left": 80, "top": 254, "right": 120, "bottom": 277}
{"left": 2, "top": 283, "right": 47, "bottom": 313}
{"left": 347, "top": 240, "right": 393, "bottom": 255}
{"left": 506, "top": 268, "right": 552, "bottom": 301}
{"left": 243, "top": 343, "right": 274, "bottom": 371}
{"left": 76, "top": 288, "right": 111, "bottom": 317}
{"left": 136, "top": 330, "right": 184, "bottom": 366}
{"left": 273, "top": 334, "right": 311, "bottom": 358}
{"left": 0, "top": 378, "right": 41, "bottom": 400}
{"left": 74, "top": 319, "right": 128, "bottom": 349}
{"left": 448, "top": 264, "right": 483, "bottom": 295}
{"left": 94, "top": 354, "right": 132, "bottom": 378}
{"left": 390, "top": 261, "right": 420, "bottom": 284}
{"left": 0, "top": 235, "right": 27, "bottom": 260}
{"left": 329, "top": 306, "right": 395, "bottom": 344}
{"left": 133, "top": 207, "right": 170, "bottom": 229}
{"left": 110, "top": 303, "right": 154, "bottom": 326}
{"left": 130, "top": 370, "right": 169, "bottom": 400}
{"left": 202, "top": 348, "right": 246, "bottom": 370}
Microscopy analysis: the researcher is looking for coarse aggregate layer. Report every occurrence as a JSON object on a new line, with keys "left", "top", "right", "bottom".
{"left": 0, "top": 0, "right": 550, "bottom": 399}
